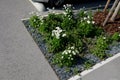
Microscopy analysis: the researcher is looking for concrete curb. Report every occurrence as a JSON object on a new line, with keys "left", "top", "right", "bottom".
{"left": 68, "top": 52, "right": 120, "bottom": 80}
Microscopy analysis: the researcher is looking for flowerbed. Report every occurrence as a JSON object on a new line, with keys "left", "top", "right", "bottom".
{"left": 23, "top": 5, "right": 120, "bottom": 80}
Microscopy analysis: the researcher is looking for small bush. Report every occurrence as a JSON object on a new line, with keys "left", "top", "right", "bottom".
{"left": 29, "top": 15, "right": 41, "bottom": 28}
{"left": 84, "top": 60, "right": 94, "bottom": 70}
{"left": 39, "top": 14, "right": 63, "bottom": 33}
{"left": 90, "top": 36, "right": 109, "bottom": 59}
{"left": 111, "top": 32, "right": 120, "bottom": 41}
{"left": 53, "top": 46, "right": 79, "bottom": 67}
{"left": 77, "top": 21, "right": 95, "bottom": 37}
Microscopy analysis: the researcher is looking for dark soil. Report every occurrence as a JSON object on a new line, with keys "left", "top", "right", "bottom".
{"left": 93, "top": 11, "right": 120, "bottom": 34}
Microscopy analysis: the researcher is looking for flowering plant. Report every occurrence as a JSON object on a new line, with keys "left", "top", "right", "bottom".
{"left": 53, "top": 46, "right": 79, "bottom": 67}
{"left": 52, "top": 27, "right": 66, "bottom": 39}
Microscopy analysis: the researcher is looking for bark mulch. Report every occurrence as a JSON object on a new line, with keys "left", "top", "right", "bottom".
{"left": 93, "top": 11, "right": 120, "bottom": 34}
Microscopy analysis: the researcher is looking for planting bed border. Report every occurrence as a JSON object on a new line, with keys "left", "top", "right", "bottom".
{"left": 69, "top": 52, "right": 120, "bottom": 80}
{"left": 21, "top": 7, "right": 120, "bottom": 79}
{"left": 22, "top": 17, "right": 120, "bottom": 80}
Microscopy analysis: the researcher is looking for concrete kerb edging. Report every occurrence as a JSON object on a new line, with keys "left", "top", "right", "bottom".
{"left": 68, "top": 52, "right": 120, "bottom": 80}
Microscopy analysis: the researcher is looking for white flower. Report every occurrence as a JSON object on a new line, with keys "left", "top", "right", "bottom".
{"left": 84, "top": 17, "right": 87, "bottom": 20}
{"left": 72, "top": 51, "right": 76, "bottom": 55}
{"left": 63, "top": 12, "right": 67, "bottom": 15}
{"left": 68, "top": 50, "right": 71, "bottom": 53}
{"left": 52, "top": 27, "right": 63, "bottom": 39}
{"left": 62, "top": 52, "right": 65, "bottom": 55}
{"left": 103, "top": 37, "right": 106, "bottom": 39}
{"left": 119, "top": 34, "right": 120, "bottom": 37}
{"left": 56, "top": 33, "right": 60, "bottom": 39}
{"left": 71, "top": 58, "right": 73, "bottom": 60}
{"left": 75, "top": 50, "right": 79, "bottom": 54}
{"left": 87, "top": 20, "right": 90, "bottom": 24}
{"left": 84, "top": 11, "right": 86, "bottom": 14}
{"left": 56, "top": 27, "right": 62, "bottom": 33}
{"left": 56, "top": 27, "right": 60, "bottom": 30}
{"left": 61, "top": 56, "right": 64, "bottom": 59}
{"left": 65, "top": 51, "right": 68, "bottom": 55}
{"left": 52, "top": 30, "right": 56, "bottom": 36}
{"left": 71, "top": 46, "right": 75, "bottom": 49}
{"left": 92, "top": 21, "right": 95, "bottom": 24}
{"left": 87, "top": 16, "right": 90, "bottom": 19}
{"left": 33, "top": 19, "right": 36, "bottom": 22}
{"left": 62, "top": 33, "right": 66, "bottom": 37}
{"left": 69, "top": 55, "right": 72, "bottom": 57}
{"left": 68, "top": 57, "right": 70, "bottom": 59}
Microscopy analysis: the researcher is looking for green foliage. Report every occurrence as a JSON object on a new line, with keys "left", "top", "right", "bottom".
{"left": 53, "top": 46, "right": 79, "bottom": 67}
{"left": 73, "top": 67, "right": 79, "bottom": 75}
{"left": 61, "top": 4, "right": 75, "bottom": 30}
{"left": 61, "top": 17, "right": 75, "bottom": 30}
{"left": 29, "top": 15, "right": 41, "bottom": 28}
{"left": 90, "top": 36, "right": 109, "bottom": 59}
{"left": 47, "top": 37, "right": 68, "bottom": 53}
{"left": 76, "top": 10, "right": 98, "bottom": 37}
{"left": 111, "top": 32, "right": 120, "bottom": 41}
{"left": 84, "top": 60, "right": 94, "bottom": 70}
{"left": 94, "top": 27, "right": 103, "bottom": 36}
{"left": 39, "top": 14, "right": 63, "bottom": 33}
{"left": 77, "top": 21, "right": 95, "bottom": 37}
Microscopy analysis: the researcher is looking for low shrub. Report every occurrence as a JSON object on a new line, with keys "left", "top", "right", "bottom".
{"left": 53, "top": 46, "right": 79, "bottom": 67}
{"left": 111, "top": 32, "right": 120, "bottom": 41}
{"left": 90, "top": 36, "right": 109, "bottom": 59}
{"left": 29, "top": 15, "right": 41, "bottom": 28}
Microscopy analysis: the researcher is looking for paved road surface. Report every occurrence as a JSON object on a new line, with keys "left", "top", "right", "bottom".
{"left": 82, "top": 56, "right": 120, "bottom": 80}
{"left": 0, "top": 0, "right": 59, "bottom": 80}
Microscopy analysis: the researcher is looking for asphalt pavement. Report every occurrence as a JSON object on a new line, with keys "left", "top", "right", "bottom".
{"left": 82, "top": 56, "right": 120, "bottom": 80}
{"left": 0, "top": 0, "right": 59, "bottom": 80}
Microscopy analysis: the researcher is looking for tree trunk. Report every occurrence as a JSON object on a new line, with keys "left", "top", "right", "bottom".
{"left": 102, "top": 0, "right": 119, "bottom": 26}
{"left": 110, "top": 1, "right": 120, "bottom": 21}
{"left": 103, "top": 0, "right": 111, "bottom": 12}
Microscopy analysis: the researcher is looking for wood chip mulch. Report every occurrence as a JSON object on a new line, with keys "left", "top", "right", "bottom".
{"left": 93, "top": 11, "right": 120, "bottom": 34}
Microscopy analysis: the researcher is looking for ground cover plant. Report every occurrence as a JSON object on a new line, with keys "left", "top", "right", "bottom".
{"left": 23, "top": 4, "right": 120, "bottom": 80}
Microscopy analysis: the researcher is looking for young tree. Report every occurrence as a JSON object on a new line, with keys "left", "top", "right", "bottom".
{"left": 103, "top": 0, "right": 111, "bottom": 12}
{"left": 110, "top": 1, "right": 120, "bottom": 21}
{"left": 102, "top": 0, "right": 119, "bottom": 26}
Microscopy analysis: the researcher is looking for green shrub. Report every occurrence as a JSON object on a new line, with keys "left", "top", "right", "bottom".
{"left": 29, "top": 15, "right": 41, "bottom": 28}
{"left": 53, "top": 46, "right": 79, "bottom": 67}
{"left": 77, "top": 21, "right": 95, "bottom": 37}
{"left": 61, "top": 17, "right": 75, "bottom": 30}
{"left": 61, "top": 4, "right": 76, "bottom": 30}
{"left": 48, "top": 37, "right": 62, "bottom": 52}
{"left": 39, "top": 14, "right": 63, "bottom": 33}
{"left": 84, "top": 60, "right": 94, "bottom": 70}
{"left": 90, "top": 36, "right": 109, "bottom": 59}
{"left": 111, "top": 32, "right": 120, "bottom": 41}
